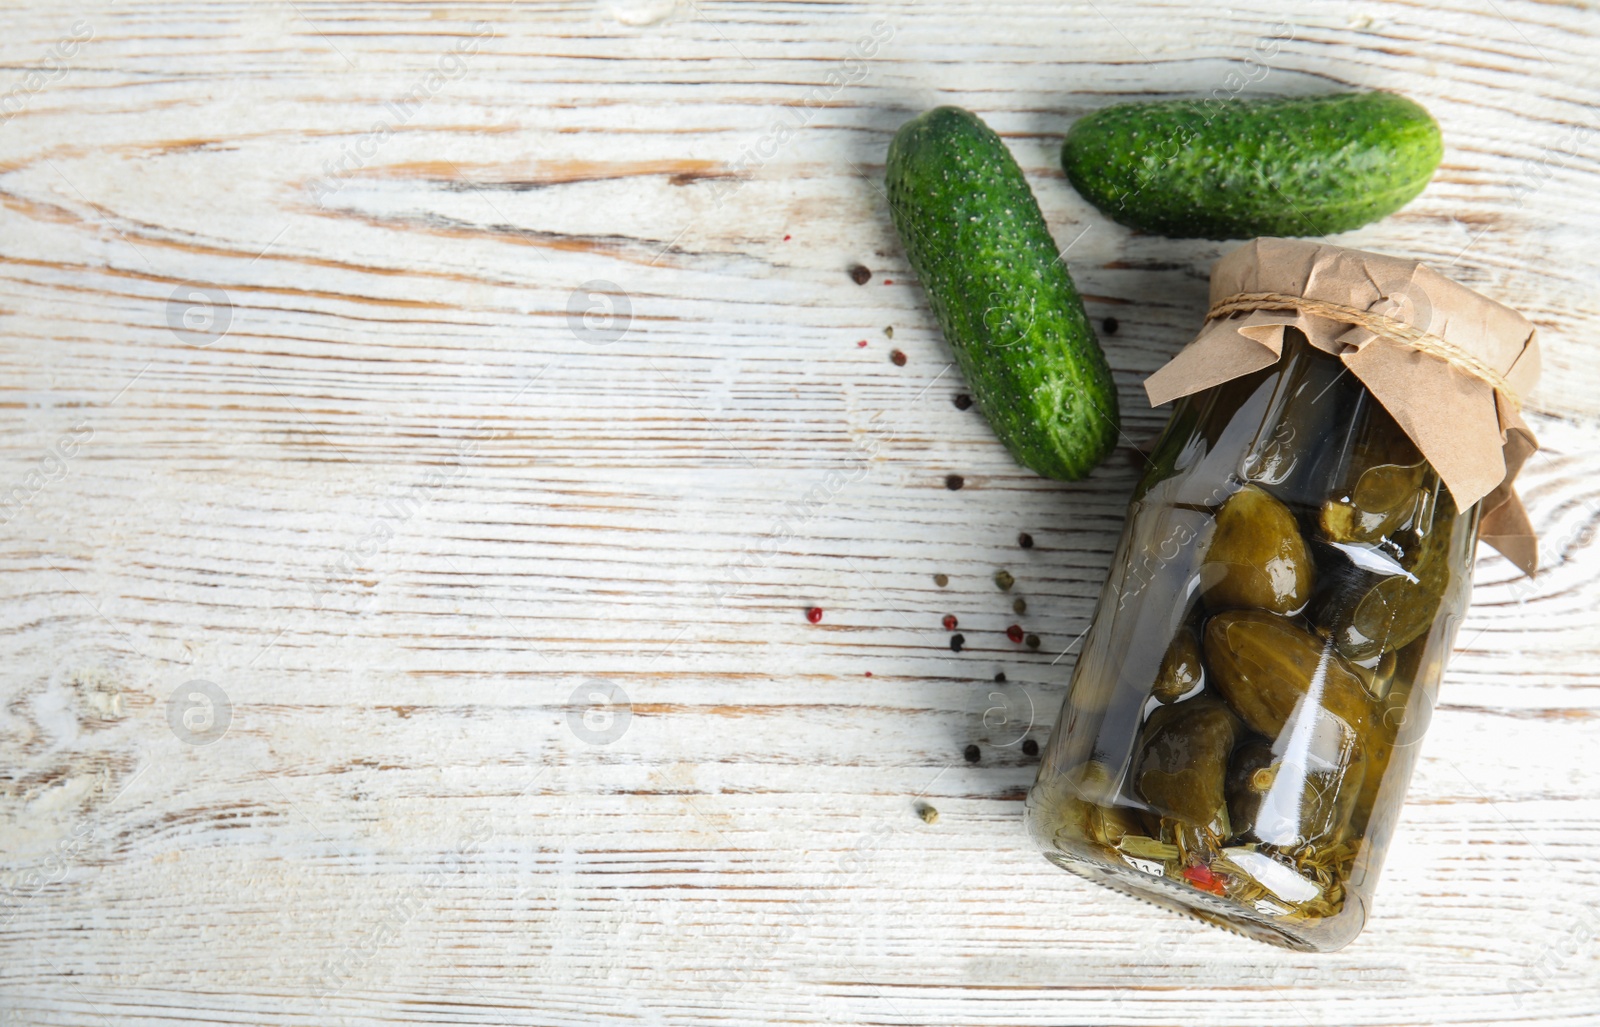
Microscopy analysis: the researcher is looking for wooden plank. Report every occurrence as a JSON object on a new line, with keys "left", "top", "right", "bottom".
{"left": 2, "top": 2, "right": 1598, "bottom": 1024}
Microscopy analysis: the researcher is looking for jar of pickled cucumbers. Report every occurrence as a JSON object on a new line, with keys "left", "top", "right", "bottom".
{"left": 1025, "top": 239, "right": 1541, "bottom": 950}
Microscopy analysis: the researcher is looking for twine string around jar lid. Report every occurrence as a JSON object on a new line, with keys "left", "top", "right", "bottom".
{"left": 1206, "top": 290, "right": 1522, "bottom": 407}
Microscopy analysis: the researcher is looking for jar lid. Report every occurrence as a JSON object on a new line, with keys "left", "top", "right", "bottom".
{"left": 1144, "top": 238, "right": 1541, "bottom": 574}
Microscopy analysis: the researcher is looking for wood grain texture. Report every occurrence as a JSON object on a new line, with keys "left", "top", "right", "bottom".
{"left": 2, "top": 1, "right": 1599, "bottom": 1024}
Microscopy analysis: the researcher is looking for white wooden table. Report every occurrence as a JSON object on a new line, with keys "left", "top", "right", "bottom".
{"left": 3, "top": 2, "right": 1599, "bottom": 1024}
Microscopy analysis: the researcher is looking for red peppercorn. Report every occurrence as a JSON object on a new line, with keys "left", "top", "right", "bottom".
{"left": 1006, "top": 624, "right": 1024, "bottom": 643}
{"left": 890, "top": 349, "right": 907, "bottom": 367}
{"left": 942, "top": 614, "right": 958, "bottom": 631}
{"left": 806, "top": 606, "right": 823, "bottom": 624}
{"left": 1182, "top": 864, "right": 1227, "bottom": 896}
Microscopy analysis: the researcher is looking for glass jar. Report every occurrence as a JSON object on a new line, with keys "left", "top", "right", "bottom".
{"left": 1024, "top": 328, "right": 1482, "bottom": 951}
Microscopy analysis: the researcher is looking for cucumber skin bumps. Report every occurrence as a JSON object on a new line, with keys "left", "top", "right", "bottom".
{"left": 1061, "top": 92, "right": 1444, "bottom": 239}
{"left": 888, "top": 106, "right": 1119, "bottom": 481}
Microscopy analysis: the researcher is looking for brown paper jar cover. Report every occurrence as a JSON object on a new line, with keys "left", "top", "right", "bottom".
{"left": 1144, "top": 238, "right": 1541, "bottom": 573}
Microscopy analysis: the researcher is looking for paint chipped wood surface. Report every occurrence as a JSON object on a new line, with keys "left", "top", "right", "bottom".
{"left": 3, "top": 1, "right": 1599, "bottom": 1024}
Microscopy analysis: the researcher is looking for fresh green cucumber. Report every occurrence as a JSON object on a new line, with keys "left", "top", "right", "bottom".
{"left": 887, "top": 106, "right": 1118, "bottom": 481}
{"left": 1062, "top": 91, "right": 1443, "bottom": 239}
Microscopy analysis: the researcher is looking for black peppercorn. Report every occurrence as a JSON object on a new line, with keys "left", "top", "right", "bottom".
{"left": 945, "top": 474, "right": 964, "bottom": 491}
{"left": 1022, "top": 738, "right": 1039, "bottom": 757}
{"left": 950, "top": 633, "right": 965, "bottom": 652}
{"left": 963, "top": 744, "right": 980, "bottom": 763}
